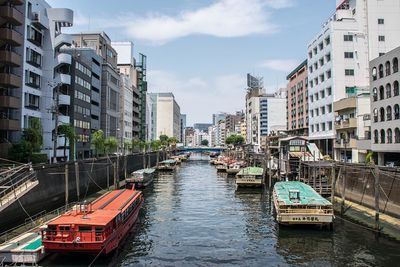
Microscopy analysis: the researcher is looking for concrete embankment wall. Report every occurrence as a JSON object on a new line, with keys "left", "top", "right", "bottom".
{"left": 0, "top": 152, "right": 164, "bottom": 232}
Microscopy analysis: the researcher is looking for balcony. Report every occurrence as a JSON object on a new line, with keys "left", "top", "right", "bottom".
{"left": 30, "top": 11, "right": 49, "bottom": 30}
{"left": 55, "top": 73, "right": 71, "bottom": 85}
{"left": 0, "top": 5, "right": 24, "bottom": 26}
{"left": 54, "top": 33, "right": 72, "bottom": 49}
{"left": 0, "top": 28, "right": 23, "bottom": 46}
{"left": 0, "top": 50, "right": 22, "bottom": 66}
{"left": 335, "top": 118, "right": 357, "bottom": 130}
{"left": 334, "top": 138, "right": 357, "bottom": 149}
{"left": 0, "top": 0, "right": 24, "bottom": 5}
{"left": 55, "top": 53, "right": 71, "bottom": 67}
{"left": 0, "top": 95, "right": 19, "bottom": 108}
{"left": 0, "top": 118, "right": 19, "bottom": 131}
{"left": 58, "top": 115, "right": 70, "bottom": 124}
{"left": 58, "top": 94, "right": 70, "bottom": 105}
{"left": 334, "top": 97, "right": 356, "bottom": 112}
{"left": 0, "top": 73, "right": 21, "bottom": 88}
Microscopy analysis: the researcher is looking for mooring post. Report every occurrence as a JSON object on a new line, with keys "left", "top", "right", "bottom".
{"left": 373, "top": 162, "right": 380, "bottom": 233}
{"left": 124, "top": 155, "right": 127, "bottom": 180}
{"left": 107, "top": 165, "right": 110, "bottom": 191}
{"left": 65, "top": 164, "right": 69, "bottom": 208}
{"left": 113, "top": 162, "right": 118, "bottom": 189}
{"left": 341, "top": 164, "right": 346, "bottom": 216}
{"left": 75, "top": 161, "right": 80, "bottom": 201}
{"left": 331, "top": 164, "right": 336, "bottom": 204}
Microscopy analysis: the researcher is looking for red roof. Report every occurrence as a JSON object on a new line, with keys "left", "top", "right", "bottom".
{"left": 48, "top": 189, "right": 141, "bottom": 227}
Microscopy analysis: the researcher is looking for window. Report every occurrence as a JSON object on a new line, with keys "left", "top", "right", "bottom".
{"left": 327, "top": 87, "right": 332, "bottom": 96}
{"left": 24, "top": 93, "right": 39, "bottom": 109}
{"left": 314, "top": 62, "right": 318, "bottom": 70}
{"left": 372, "top": 87, "right": 378, "bottom": 101}
{"left": 315, "top": 108, "right": 319, "bottom": 116}
{"left": 320, "top": 74, "right": 325, "bottom": 83}
{"left": 309, "top": 66, "right": 313, "bottom": 73}
{"left": 393, "top": 58, "right": 399, "bottom": 73}
{"left": 316, "top": 124, "right": 320, "bottom": 132}
{"left": 379, "top": 35, "right": 385, "bottom": 42}
{"left": 327, "top": 104, "right": 332, "bottom": 113}
{"left": 345, "top": 69, "right": 354, "bottom": 76}
{"left": 311, "top": 125, "right": 314, "bottom": 133}
{"left": 394, "top": 104, "right": 400, "bottom": 120}
{"left": 394, "top": 81, "right": 399, "bottom": 96}
{"left": 75, "top": 62, "right": 91, "bottom": 77}
{"left": 319, "top": 42, "right": 323, "bottom": 51}
{"left": 344, "top": 34, "right": 353, "bottom": 41}
{"left": 374, "top": 130, "right": 379, "bottom": 144}
{"left": 380, "top": 107, "right": 385, "bottom": 122}
{"left": 379, "top": 53, "right": 385, "bottom": 57}
{"left": 379, "top": 85, "right": 385, "bottom": 100}
{"left": 321, "top": 122, "right": 326, "bottom": 131}
{"left": 308, "top": 51, "right": 312, "bottom": 59}
{"left": 313, "top": 47, "right": 317, "bottom": 55}
{"left": 386, "top": 83, "right": 392, "bottom": 98}
{"left": 325, "top": 36, "right": 330, "bottom": 46}
{"left": 344, "top": 52, "right": 354, "bottom": 58}
{"left": 385, "top": 61, "right": 391, "bottom": 76}
{"left": 26, "top": 48, "right": 42, "bottom": 67}
{"left": 25, "top": 70, "right": 40, "bottom": 88}
{"left": 106, "top": 48, "right": 113, "bottom": 58}
{"left": 27, "top": 25, "right": 42, "bottom": 46}
{"left": 310, "top": 110, "right": 314, "bottom": 117}
{"left": 395, "top": 128, "right": 400, "bottom": 143}
{"left": 315, "top": 93, "right": 319, "bottom": 101}
{"left": 326, "top": 53, "right": 331, "bottom": 62}
{"left": 372, "top": 67, "right": 377, "bottom": 80}
{"left": 320, "top": 90, "right": 325, "bottom": 99}
{"left": 380, "top": 129, "right": 385, "bottom": 144}
{"left": 373, "top": 108, "right": 378, "bottom": 122}
{"left": 378, "top": 18, "right": 384, "bottom": 24}
{"left": 310, "top": 95, "right": 314, "bottom": 102}
{"left": 321, "top": 106, "right": 325, "bottom": 114}
{"left": 378, "top": 64, "right": 384, "bottom": 78}
{"left": 319, "top": 58, "right": 324, "bottom": 67}
{"left": 326, "top": 70, "right": 332, "bottom": 79}
{"left": 387, "top": 106, "right": 392, "bottom": 121}
{"left": 75, "top": 76, "right": 91, "bottom": 90}
{"left": 328, "top": 121, "right": 332, "bottom": 130}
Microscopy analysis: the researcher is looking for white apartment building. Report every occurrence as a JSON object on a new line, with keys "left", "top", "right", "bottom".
{"left": 148, "top": 93, "right": 181, "bottom": 140}
{"left": 216, "top": 119, "right": 226, "bottom": 146}
{"left": 21, "top": 0, "right": 73, "bottom": 161}
{"left": 307, "top": 0, "right": 400, "bottom": 157}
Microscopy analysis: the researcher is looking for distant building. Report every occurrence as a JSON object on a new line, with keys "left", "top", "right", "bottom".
{"left": 370, "top": 46, "right": 400, "bottom": 166}
{"left": 212, "top": 113, "right": 227, "bottom": 125}
{"left": 193, "top": 123, "right": 212, "bottom": 133}
{"left": 180, "top": 114, "right": 186, "bottom": 143}
{"left": 148, "top": 93, "right": 181, "bottom": 140}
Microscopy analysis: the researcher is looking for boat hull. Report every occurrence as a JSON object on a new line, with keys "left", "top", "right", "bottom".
{"left": 226, "top": 168, "right": 240, "bottom": 174}
{"left": 235, "top": 178, "right": 263, "bottom": 187}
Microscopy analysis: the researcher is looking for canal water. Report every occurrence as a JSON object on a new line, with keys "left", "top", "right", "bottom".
{"left": 43, "top": 154, "right": 399, "bottom": 267}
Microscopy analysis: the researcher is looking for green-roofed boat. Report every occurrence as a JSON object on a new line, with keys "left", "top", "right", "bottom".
{"left": 157, "top": 159, "right": 177, "bottom": 171}
{"left": 273, "top": 181, "right": 334, "bottom": 227}
{"left": 235, "top": 167, "right": 264, "bottom": 187}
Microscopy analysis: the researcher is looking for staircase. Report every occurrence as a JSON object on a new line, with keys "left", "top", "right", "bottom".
{"left": 0, "top": 164, "right": 38, "bottom": 212}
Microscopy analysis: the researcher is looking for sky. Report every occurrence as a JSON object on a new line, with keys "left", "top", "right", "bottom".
{"left": 47, "top": 0, "right": 336, "bottom": 126}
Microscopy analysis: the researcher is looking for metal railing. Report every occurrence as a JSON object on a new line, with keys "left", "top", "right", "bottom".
{"left": 0, "top": 171, "right": 37, "bottom": 208}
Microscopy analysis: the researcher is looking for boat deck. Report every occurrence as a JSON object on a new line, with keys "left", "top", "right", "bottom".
{"left": 274, "top": 181, "right": 331, "bottom": 206}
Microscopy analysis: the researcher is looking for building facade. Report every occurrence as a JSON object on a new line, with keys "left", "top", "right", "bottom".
{"left": 286, "top": 59, "right": 308, "bottom": 136}
{"left": 370, "top": 46, "right": 400, "bottom": 166}
{"left": 72, "top": 32, "right": 120, "bottom": 139}
{"left": 307, "top": 0, "right": 400, "bottom": 157}
{"left": 180, "top": 114, "right": 186, "bottom": 144}
{"left": 135, "top": 53, "right": 147, "bottom": 140}
{"left": 0, "top": 0, "right": 25, "bottom": 157}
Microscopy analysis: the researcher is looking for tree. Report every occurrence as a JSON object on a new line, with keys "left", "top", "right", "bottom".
{"left": 225, "top": 134, "right": 244, "bottom": 146}
{"left": 201, "top": 139, "right": 209, "bottom": 146}
{"left": 104, "top": 137, "right": 118, "bottom": 154}
{"left": 124, "top": 140, "right": 132, "bottom": 154}
{"left": 159, "top": 135, "right": 169, "bottom": 143}
{"left": 58, "top": 124, "right": 75, "bottom": 160}
{"left": 150, "top": 140, "right": 162, "bottom": 166}
{"left": 92, "top": 130, "right": 105, "bottom": 157}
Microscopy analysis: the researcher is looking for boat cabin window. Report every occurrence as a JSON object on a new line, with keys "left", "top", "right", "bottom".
{"left": 79, "top": 226, "right": 92, "bottom": 232}
{"left": 289, "top": 190, "right": 300, "bottom": 202}
{"left": 95, "top": 227, "right": 104, "bottom": 232}
{"left": 59, "top": 226, "right": 70, "bottom": 231}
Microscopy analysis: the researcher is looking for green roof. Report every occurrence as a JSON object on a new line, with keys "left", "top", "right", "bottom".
{"left": 160, "top": 159, "right": 176, "bottom": 164}
{"left": 237, "top": 167, "right": 264, "bottom": 176}
{"left": 274, "top": 181, "right": 332, "bottom": 206}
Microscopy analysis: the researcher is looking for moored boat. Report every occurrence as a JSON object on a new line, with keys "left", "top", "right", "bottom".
{"left": 226, "top": 164, "right": 241, "bottom": 174}
{"left": 216, "top": 164, "right": 228, "bottom": 172}
{"left": 170, "top": 156, "right": 182, "bottom": 164}
{"left": 41, "top": 188, "right": 143, "bottom": 254}
{"left": 126, "top": 168, "right": 156, "bottom": 188}
{"left": 157, "top": 159, "right": 177, "bottom": 171}
{"left": 235, "top": 167, "right": 264, "bottom": 187}
{"left": 273, "top": 181, "right": 334, "bottom": 226}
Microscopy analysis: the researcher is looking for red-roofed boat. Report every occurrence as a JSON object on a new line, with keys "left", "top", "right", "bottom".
{"left": 40, "top": 188, "right": 143, "bottom": 254}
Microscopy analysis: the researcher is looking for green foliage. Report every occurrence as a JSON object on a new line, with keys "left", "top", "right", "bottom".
{"left": 9, "top": 118, "right": 43, "bottom": 163}
{"left": 159, "top": 135, "right": 169, "bottom": 143}
{"left": 225, "top": 134, "right": 244, "bottom": 146}
{"left": 58, "top": 124, "right": 76, "bottom": 160}
{"left": 31, "top": 153, "right": 48, "bottom": 164}
{"left": 150, "top": 140, "right": 161, "bottom": 151}
{"left": 201, "top": 139, "right": 209, "bottom": 146}
{"left": 104, "top": 137, "right": 118, "bottom": 154}
{"left": 365, "top": 151, "right": 374, "bottom": 165}
{"left": 91, "top": 130, "right": 105, "bottom": 157}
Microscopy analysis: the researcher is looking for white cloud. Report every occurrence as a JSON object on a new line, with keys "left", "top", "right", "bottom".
{"left": 60, "top": 0, "right": 295, "bottom": 45}
{"left": 147, "top": 70, "right": 246, "bottom": 125}
{"left": 259, "top": 59, "right": 299, "bottom": 72}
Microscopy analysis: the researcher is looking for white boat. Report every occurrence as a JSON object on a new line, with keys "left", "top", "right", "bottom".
{"left": 126, "top": 168, "right": 156, "bottom": 188}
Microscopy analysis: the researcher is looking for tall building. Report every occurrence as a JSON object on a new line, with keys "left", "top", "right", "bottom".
{"left": 111, "top": 41, "right": 141, "bottom": 145}
{"left": 180, "top": 114, "right": 186, "bottom": 143}
{"left": 307, "top": 0, "right": 400, "bottom": 156}
{"left": 135, "top": 53, "right": 147, "bottom": 140}
{"left": 0, "top": 0, "right": 25, "bottom": 157}
{"left": 370, "top": 46, "right": 400, "bottom": 166}
{"left": 212, "top": 113, "right": 227, "bottom": 125}
{"left": 225, "top": 111, "right": 243, "bottom": 136}
{"left": 71, "top": 32, "right": 120, "bottom": 139}
{"left": 286, "top": 60, "right": 309, "bottom": 136}
{"left": 193, "top": 123, "right": 212, "bottom": 133}
{"left": 148, "top": 93, "right": 181, "bottom": 140}
{"left": 62, "top": 47, "right": 102, "bottom": 159}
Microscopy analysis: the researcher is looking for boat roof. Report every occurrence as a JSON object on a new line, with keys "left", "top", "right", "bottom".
{"left": 132, "top": 168, "right": 156, "bottom": 174}
{"left": 274, "top": 181, "right": 332, "bottom": 206}
{"left": 160, "top": 159, "right": 176, "bottom": 164}
{"left": 48, "top": 189, "right": 141, "bottom": 227}
{"left": 237, "top": 167, "right": 264, "bottom": 176}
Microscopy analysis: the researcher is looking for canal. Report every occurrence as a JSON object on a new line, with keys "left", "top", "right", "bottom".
{"left": 43, "top": 154, "right": 399, "bottom": 266}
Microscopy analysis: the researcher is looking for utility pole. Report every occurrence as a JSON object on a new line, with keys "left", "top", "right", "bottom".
{"left": 53, "top": 83, "right": 60, "bottom": 163}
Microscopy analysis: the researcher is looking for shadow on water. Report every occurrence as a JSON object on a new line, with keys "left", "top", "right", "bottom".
{"left": 41, "top": 159, "right": 400, "bottom": 267}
